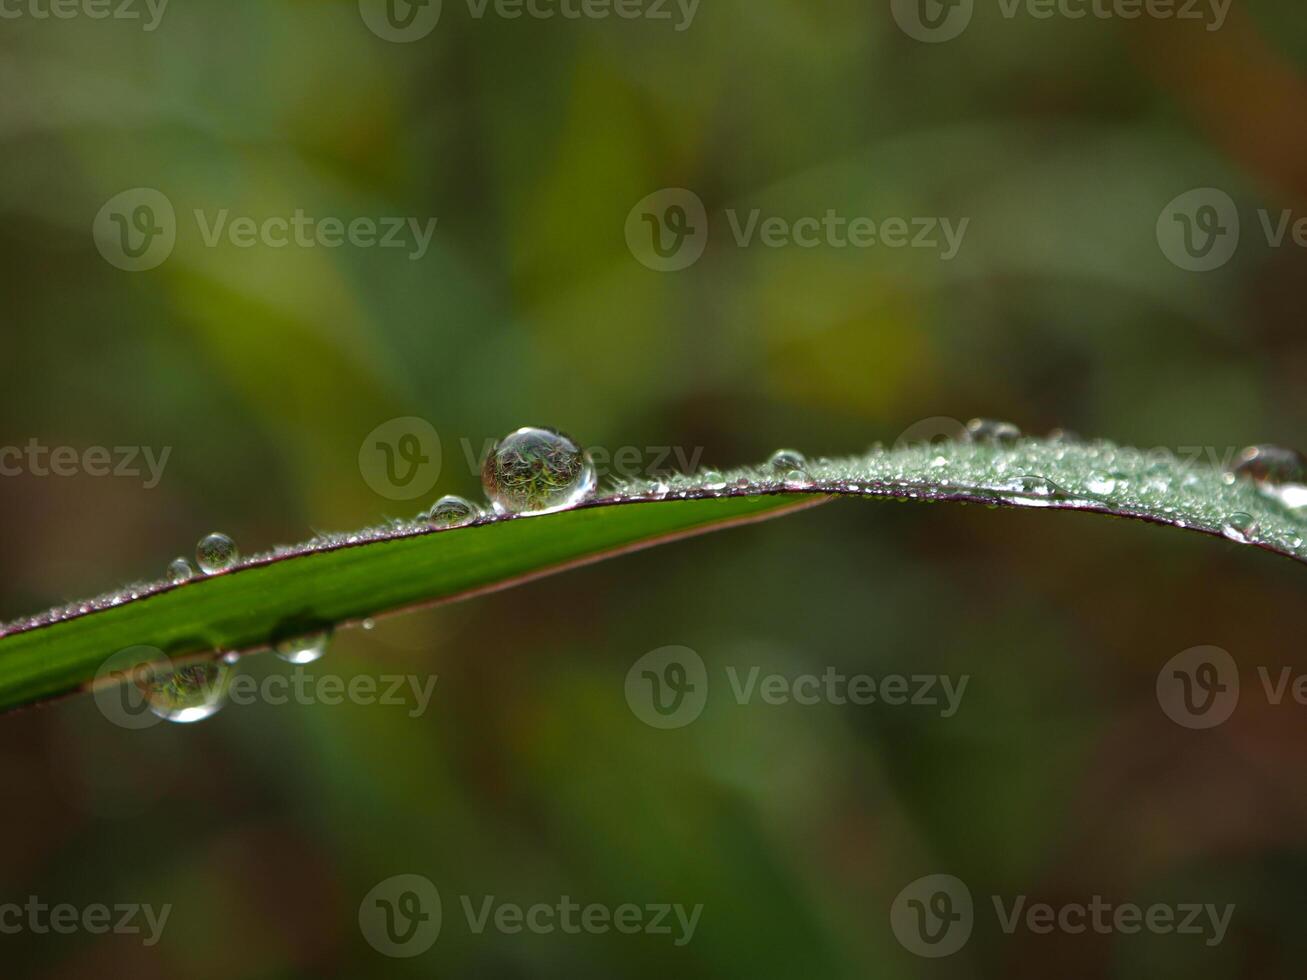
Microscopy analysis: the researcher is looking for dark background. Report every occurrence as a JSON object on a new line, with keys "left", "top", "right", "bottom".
{"left": 2, "top": 0, "right": 1306, "bottom": 976}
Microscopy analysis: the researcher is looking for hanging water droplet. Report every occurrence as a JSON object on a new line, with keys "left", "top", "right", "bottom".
{"left": 481, "top": 427, "right": 596, "bottom": 516}
{"left": 1230, "top": 445, "right": 1307, "bottom": 511}
{"left": 274, "top": 629, "right": 331, "bottom": 665}
{"left": 167, "top": 557, "right": 194, "bottom": 584}
{"left": 767, "top": 449, "right": 807, "bottom": 473}
{"left": 425, "top": 495, "right": 480, "bottom": 529}
{"left": 196, "top": 533, "right": 240, "bottom": 575}
{"left": 965, "top": 418, "right": 1022, "bottom": 446}
{"left": 146, "top": 661, "right": 229, "bottom": 723}
{"left": 1222, "top": 512, "right": 1258, "bottom": 544}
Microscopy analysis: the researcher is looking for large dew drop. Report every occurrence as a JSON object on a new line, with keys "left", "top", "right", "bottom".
{"left": 196, "top": 533, "right": 240, "bottom": 575}
{"left": 481, "top": 427, "right": 596, "bottom": 516}
{"left": 275, "top": 629, "right": 331, "bottom": 665}
{"left": 425, "top": 495, "right": 481, "bottom": 528}
{"left": 767, "top": 449, "right": 807, "bottom": 473}
{"left": 147, "top": 662, "right": 229, "bottom": 723}
{"left": 1231, "top": 445, "right": 1307, "bottom": 511}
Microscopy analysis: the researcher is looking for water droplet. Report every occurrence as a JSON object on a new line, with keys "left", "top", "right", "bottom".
{"left": 481, "top": 427, "right": 596, "bottom": 516}
{"left": 425, "top": 495, "right": 480, "bottom": 528}
{"left": 965, "top": 418, "right": 1022, "bottom": 446}
{"left": 1222, "top": 512, "right": 1258, "bottom": 544}
{"left": 1047, "top": 428, "right": 1082, "bottom": 444}
{"left": 147, "top": 662, "right": 228, "bottom": 723}
{"left": 196, "top": 533, "right": 240, "bottom": 575}
{"left": 767, "top": 449, "right": 807, "bottom": 473}
{"left": 275, "top": 629, "right": 331, "bottom": 665}
{"left": 700, "top": 470, "right": 727, "bottom": 491}
{"left": 167, "top": 557, "right": 194, "bottom": 584}
{"left": 1086, "top": 474, "right": 1117, "bottom": 496}
{"left": 361, "top": 618, "right": 376, "bottom": 631}
{"left": 1231, "top": 445, "right": 1307, "bottom": 511}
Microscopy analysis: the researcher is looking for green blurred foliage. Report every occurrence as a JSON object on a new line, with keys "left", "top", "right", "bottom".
{"left": 3, "top": 0, "right": 1307, "bottom": 976}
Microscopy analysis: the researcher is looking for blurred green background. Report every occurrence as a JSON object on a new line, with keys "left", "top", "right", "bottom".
{"left": 3, "top": 0, "right": 1307, "bottom": 976}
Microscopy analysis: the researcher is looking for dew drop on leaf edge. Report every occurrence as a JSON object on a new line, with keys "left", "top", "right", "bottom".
{"left": 196, "top": 533, "right": 240, "bottom": 575}
{"left": 480, "top": 427, "right": 596, "bottom": 516}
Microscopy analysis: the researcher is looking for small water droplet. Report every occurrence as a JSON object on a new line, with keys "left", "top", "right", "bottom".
{"left": 1222, "top": 512, "right": 1258, "bottom": 544}
{"left": 481, "top": 427, "right": 596, "bottom": 516}
{"left": 196, "top": 533, "right": 240, "bottom": 575}
{"left": 1230, "top": 445, "right": 1307, "bottom": 511}
{"left": 425, "top": 495, "right": 480, "bottom": 528}
{"left": 767, "top": 449, "right": 807, "bottom": 473}
{"left": 1086, "top": 474, "right": 1117, "bottom": 496}
{"left": 147, "top": 662, "right": 228, "bottom": 723}
{"left": 275, "top": 629, "right": 331, "bottom": 665}
{"left": 361, "top": 618, "right": 376, "bottom": 631}
{"left": 698, "top": 469, "right": 727, "bottom": 491}
{"left": 965, "top": 418, "right": 1022, "bottom": 445}
{"left": 1047, "top": 428, "right": 1082, "bottom": 444}
{"left": 167, "top": 557, "right": 195, "bottom": 584}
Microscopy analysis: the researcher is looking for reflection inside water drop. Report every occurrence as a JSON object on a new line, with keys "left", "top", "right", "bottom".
{"left": 196, "top": 533, "right": 240, "bottom": 575}
{"left": 147, "top": 662, "right": 229, "bottom": 723}
{"left": 481, "top": 427, "right": 596, "bottom": 516}
{"left": 425, "top": 495, "right": 481, "bottom": 529}
{"left": 274, "top": 629, "right": 332, "bottom": 665}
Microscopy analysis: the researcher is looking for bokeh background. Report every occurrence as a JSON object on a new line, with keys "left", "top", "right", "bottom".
{"left": 3, "top": 0, "right": 1307, "bottom": 976}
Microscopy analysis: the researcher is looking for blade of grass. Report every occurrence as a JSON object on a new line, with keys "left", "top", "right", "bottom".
{"left": 2, "top": 436, "right": 1304, "bottom": 715}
